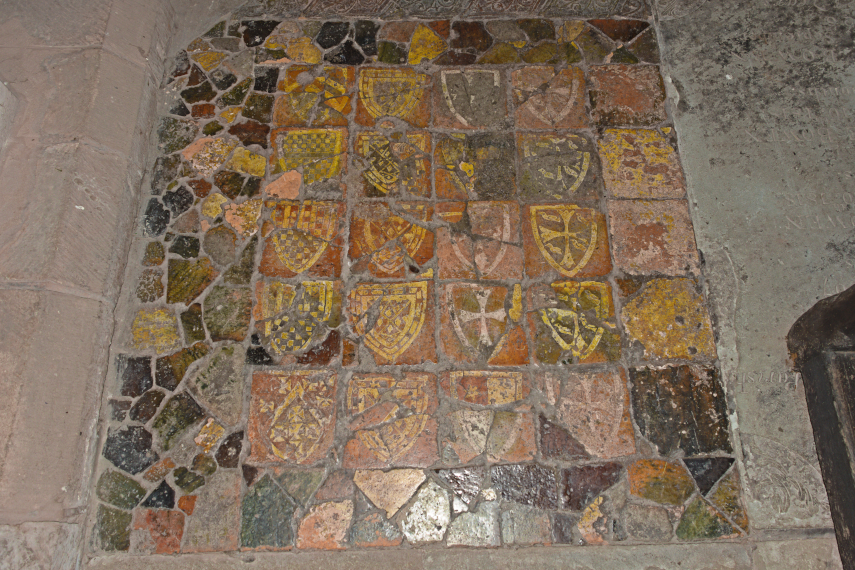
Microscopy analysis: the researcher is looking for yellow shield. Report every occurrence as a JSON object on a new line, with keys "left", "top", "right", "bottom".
{"left": 360, "top": 203, "right": 429, "bottom": 274}
{"left": 274, "top": 129, "right": 344, "bottom": 184}
{"left": 530, "top": 205, "right": 598, "bottom": 276}
{"left": 349, "top": 281, "right": 428, "bottom": 361}
{"left": 359, "top": 68, "right": 427, "bottom": 120}
{"left": 265, "top": 281, "right": 336, "bottom": 355}
{"left": 347, "top": 375, "right": 431, "bottom": 462}
{"left": 270, "top": 200, "right": 340, "bottom": 274}
{"left": 540, "top": 281, "right": 612, "bottom": 359}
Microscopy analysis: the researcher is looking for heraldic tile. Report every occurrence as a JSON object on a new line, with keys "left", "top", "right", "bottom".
{"left": 98, "top": 11, "right": 742, "bottom": 554}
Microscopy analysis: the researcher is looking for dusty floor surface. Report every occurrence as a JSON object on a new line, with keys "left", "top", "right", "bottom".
{"left": 0, "top": 0, "right": 850, "bottom": 568}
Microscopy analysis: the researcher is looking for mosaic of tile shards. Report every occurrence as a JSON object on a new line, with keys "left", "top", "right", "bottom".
{"left": 93, "top": 13, "right": 747, "bottom": 554}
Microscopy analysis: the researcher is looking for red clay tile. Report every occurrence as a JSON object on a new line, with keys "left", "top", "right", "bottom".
{"left": 512, "top": 66, "right": 588, "bottom": 129}
{"left": 259, "top": 200, "right": 344, "bottom": 278}
{"left": 588, "top": 65, "right": 667, "bottom": 127}
{"left": 355, "top": 131, "right": 431, "bottom": 197}
{"left": 349, "top": 202, "right": 434, "bottom": 278}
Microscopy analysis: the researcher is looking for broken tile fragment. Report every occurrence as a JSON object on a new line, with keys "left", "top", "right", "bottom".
{"left": 628, "top": 459, "right": 695, "bottom": 506}
{"left": 273, "top": 66, "right": 354, "bottom": 127}
{"left": 96, "top": 470, "right": 146, "bottom": 510}
{"left": 103, "top": 426, "right": 159, "bottom": 475}
{"left": 683, "top": 457, "right": 735, "bottom": 495}
{"left": 166, "top": 258, "right": 218, "bottom": 304}
{"left": 155, "top": 342, "right": 210, "bottom": 391}
{"left": 349, "top": 202, "right": 432, "bottom": 277}
{"left": 194, "top": 418, "right": 225, "bottom": 453}
{"left": 676, "top": 498, "right": 737, "bottom": 540}
{"left": 142, "top": 481, "right": 175, "bottom": 509}
{"left": 401, "top": 481, "right": 450, "bottom": 545}
{"left": 129, "top": 390, "right": 164, "bottom": 423}
{"left": 97, "top": 505, "right": 132, "bottom": 551}
{"left": 446, "top": 500, "right": 499, "bottom": 547}
{"left": 203, "top": 286, "right": 252, "bottom": 342}
{"left": 276, "top": 469, "right": 325, "bottom": 505}
{"left": 143, "top": 458, "right": 175, "bottom": 483}
{"left": 623, "top": 504, "right": 673, "bottom": 541}
{"left": 215, "top": 431, "right": 243, "bottom": 468}
{"left": 296, "top": 501, "right": 354, "bottom": 550}
{"left": 353, "top": 469, "right": 425, "bottom": 518}
{"left": 241, "top": 475, "right": 296, "bottom": 550}
{"left": 408, "top": 24, "right": 448, "bottom": 64}
{"left": 491, "top": 464, "right": 558, "bottom": 510}
{"left": 708, "top": 469, "right": 749, "bottom": 531}
{"left": 181, "top": 303, "right": 206, "bottom": 343}
{"left": 356, "top": 131, "right": 431, "bottom": 197}
{"left": 119, "top": 356, "right": 152, "bottom": 398}
{"left": 188, "top": 344, "right": 244, "bottom": 426}
{"left": 224, "top": 198, "right": 262, "bottom": 237}
{"left": 501, "top": 503, "right": 552, "bottom": 545}
{"left": 183, "top": 471, "right": 241, "bottom": 552}
{"left": 561, "top": 463, "right": 623, "bottom": 511}
{"left": 203, "top": 226, "right": 237, "bottom": 266}
{"left": 152, "top": 392, "right": 205, "bottom": 450}
{"left": 350, "top": 512, "right": 403, "bottom": 547}
{"left": 132, "top": 309, "right": 180, "bottom": 354}
{"left": 132, "top": 509, "right": 184, "bottom": 554}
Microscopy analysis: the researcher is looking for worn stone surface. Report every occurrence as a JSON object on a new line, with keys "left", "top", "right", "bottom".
{"left": 296, "top": 501, "right": 354, "bottom": 550}
{"left": 96, "top": 470, "right": 146, "bottom": 510}
{"left": 446, "top": 500, "right": 499, "bottom": 547}
{"left": 241, "top": 475, "right": 296, "bottom": 550}
{"left": 622, "top": 504, "right": 673, "bottom": 541}
{"left": 183, "top": 471, "right": 241, "bottom": 552}
{"left": 188, "top": 344, "right": 245, "bottom": 426}
{"left": 350, "top": 511, "right": 403, "bottom": 547}
{"left": 276, "top": 469, "right": 325, "bottom": 505}
{"left": 353, "top": 469, "right": 425, "bottom": 518}
{"left": 501, "top": 503, "right": 551, "bottom": 545}
{"left": 402, "top": 481, "right": 450, "bottom": 545}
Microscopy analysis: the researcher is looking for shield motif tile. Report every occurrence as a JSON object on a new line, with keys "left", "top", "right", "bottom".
{"left": 349, "top": 202, "right": 434, "bottom": 278}
{"left": 598, "top": 128, "right": 686, "bottom": 199}
{"left": 517, "top": 132, "right": 603, "bottom": 201}
{"left": 434, "top": 133, "right": 516, "bottom": 200}
{"left": 440, "top": 371, "right": 530, "bottom": 407}
{"left": 356, "top": 67, "right": 431, "bottom": 127}
{"left": 512, "top": 66, "right": 589, "bottom": 129}
{"left": 522, "top": 204, "right": 612, "bottom": 279}
{"left": 433, "top": 68, "right": 507, "bottom": 129}
{"left": 588, "top": 65, "right": 667, "bottom": 127}
{"left": 346, "top": 281, "right": 436, "bottom": 365}
{"left": 272, "top": 65, "right": 355, "bottom": 127}
{"left": 343, "top": 373, "right": 439, "bottom": 468}
{"left": 247, "top": 370, "right": 337, "bottom": 465}
{"left": 259, "top": 200, "right": 344, "bottom": 278}
{"left": 435, "top": 201, "right": 523, "bottom": 280}
{"left": 355, "top": 131, "right": 431, "bottom": 197}
{"left": 527, "top": 280, "right": 620, "bottom": 365}
{"left": 269, "top": 128, "right": 347, "bottom": 196}
{"left": 440, "top": 282, "right": 528, "bottom": 365}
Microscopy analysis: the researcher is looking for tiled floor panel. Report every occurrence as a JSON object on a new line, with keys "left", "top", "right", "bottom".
{"left": 94, "top": 13, "right": 747, "bottom": 554}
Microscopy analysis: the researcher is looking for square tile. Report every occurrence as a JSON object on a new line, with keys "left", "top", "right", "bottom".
{"left": 356, "top": 67, "right": 431, "bottom": 127}
{"left": 247, "top": 370, "right": 337, "bottom": 465}
{"left": 355, "top": 130, "right": 431, "bottom": 197}
{"left": 434, "top": 132, "right": 516, "bottom": 200}
{"left": 522, "top": 204, "right": 612, "bottom": 279}
{"left": 433, "top": 68, "right": 507, "bottom": 129}
{"left": 527, "top": 280, "right": 620, "bottom": 365}
{"left": 440, "top": 371, "right": 531, "bottom": 407}
{"left": 536, "top": 367, "right": 636, "bottom": 459}
{"left": 440, "top": 282, "right": 529, "bottom": 365}
{"left": 346, "top": 280, "right": 436, "bottom": 365}
{"left": 269, "top": 128, "right": 348, "bottom": 196}
{"left": 272, "top": 65, "right": 355, "bottom": 127}
{"left": 443, "top": 408, "right": 537, "bottom": 465}
{"left": 517, "top": 132, "right": 603, "bottom": 201}
{"left": 588, "top": 65, "right": 667, "bottom": 126}
{"left": 609, "top": 199, "right": 700, "bottom": 276}
{"left": 349, "top": 202, "right": 434, "bottom": 278}
{"left": 343, "top": 373, "right": 439, "bottom": 468}
{"left": 598, "top": 128, "right": 686, "bottom": 198}
{"left": 259, "top": 200, "right": 344, "bottom": 278}
{"left": 512, "top": 66, "right": 588, "bottom": 129}
{"left": 435, "top": 201, "right": 523, "bottom": 280}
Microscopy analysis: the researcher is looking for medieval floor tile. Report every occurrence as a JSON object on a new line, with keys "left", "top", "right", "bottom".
{"left": 676, "top": 498, "right": 737, "bottom": 540}
{"left": 409, "top": 23, "right": 448, "bottom": 64}
{"left": 316, "top": 471, "right": 354, "bottom": 502}
{"left": 443, "top": 409, "right": 536, "bottom": 465}
{"left": 440, "top": 371, "right": 529, "bottom": 407}
{"left": 349, "top": 202, "right": 433, "bottom": 278}
{"left": 273, "top": 65, "right": 355, "bottom": 127}
{"left": 609, "top": 200, "right": 700, "bottom": 276}
{"left": 350, "top": 511, "right": 403, "bottom": 547}
{"left": 275, "top": 468, "right": 325, "bottom": 505}
{"left": 433, "top": 69, "right": 507, "bottom": 129}
{"left": 346, "top": 281, "right": 436, "bottom": 365}
{"left": 241, "top": 474, "right": 296, "bottom": 550}
{"left": 501, "top": 503, "right": 552, "bottom": 545}
{"left": 435, "top": 201, "right": 523, "bottom": 280}
{"left": 588, "top": 65, "right": 667, "bottom": 127}
{"left": 343, "top": 373, "right": 439, "bottom": 468}
{"left": 353, "top": 469, "right": 425, "bottom": 518}
{"left": 446, "top": 500, "right": 500, "bottom": 546}
{"left": 517, "top": 132, "right": 603, "bottom": 202}
{"left": 247, "top": 370, "right": 337, "bottom": 465}
{"left": 269, "top": 128, "right": 347, "bottom": 195}
{"left": 204, "top": 286, "right": 253, "bottom": 342}
{"left": 182, "top": 471, "right": 241, "bottom": 552}
{"left": 153, "top": 392, "right": 205, "bottom": 451}
{"left": 630, "top": 365, "right": 732, "bottom": 456}
{"left": 577, "top": 496, "right": 608, "bottom": 544}
{"left": 434, "top": 133, "right": 515, "bottom": 200}
{"left": 440, "top": 283, "right": 528, "bottom": 365}
{"left": 131, "top": 509, "right": 184, "bottom": 554}
{"left": 620, "top": 278, "right": 717, "bottom": 361}
{"left": 512, "top": 67, "right": 588, "bottom": 129}
{"left": 96, "top": 505, "right": 132, "bottom": 551}
{"left": 491, "top": 464, "right": 558, "bottom": 510}
{"left": 683, "top": 457, "right": 735, "bottom": 495}
{"left": 356, "top": 68, "right": 431, "bottom": 128}
{"left": 260, "top": 200, "right": 345, "bottom": 278}
{"left": 355, "top": 131, "right": 431, "bottom": 197}
{"left": 401, "top": 481, "right": 450, "bottom": 544}
{"left": 96, "top": 470, "right": 146, "bottom": 510}
{"left": 598, "top": 128, "right": 685, "bottom": 199}
{"left": 622, "top": 504, "right": 673, "bottom": 541}
{"left": 527, "top": 281, "right": 620, "bottom": 365}
{"left": 628, "top": 459, "right": 695, "bottom": 506}
{"left": 708, "top": 469, "right": 749, "bottom": 531}
{"left": 131, "top": 308, "right": 180, "bottom": 354}
{"left": 561, "top": 463, "right": 623, "bottom": 511}
{"left": 188, "top": 344, "right": 245, "bottom": 427}
{"left": 435, "top": 467, "right": 486, "bottom": 513}
{"left": 296, "top": 501, "right": 354, "bottom": 550}
{"left": 537, "top": 368, "right": 636, "bottom": 459}
{"left": 522, "top": 204, "right": 611, "bottom": 280}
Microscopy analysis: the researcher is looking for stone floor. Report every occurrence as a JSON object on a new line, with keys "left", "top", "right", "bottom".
{"left": 93, "top": 12, "right": 748, "bottom": 554}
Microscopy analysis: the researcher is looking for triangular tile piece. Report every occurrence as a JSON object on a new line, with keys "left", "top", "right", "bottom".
{"left": 275, "top": 469, "right": 325, "bottom": 505}
{"left": 142, "top": 480, "right": 175, "bottom": 509}
{"left": 589, "top": 19, "right": 650, "bottom": 43}
{"left": 354, "top": 469, "right": 426, "bottom": 518}
{"left": 539, "top": 415, "right": 590, "bottom": 461}
{"left": 683, "top": 457, "right": 734, "bottom": 495}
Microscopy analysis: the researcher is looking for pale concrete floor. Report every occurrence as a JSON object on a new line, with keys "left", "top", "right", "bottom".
{"left": 0, "top": 0, "right": 850, "bottom": 568}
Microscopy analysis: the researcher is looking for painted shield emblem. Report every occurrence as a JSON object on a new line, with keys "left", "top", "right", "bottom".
{"left": 263, "top": 280, "right": 336, "bottom": 355}
{"left": 348, "top": 281, "right": 429, "bottom": 362}
{"left": 447, "top": 283, "right": 507, "bottom": 354}
{"left": 530, "top": 205, "right": 598, "bottom": 276}
{"left": 539, "top": 281, "right": 612, "bottom": 359}
{"left": 451, "top": 202, "right": 512, "bottom": 276}
{"left": 359, "top": 203, "right": 430, "bottom": 274}
{"left": 347, "top": 374, "right": 431, "bottom": 462}
{"left": 269, "top": 200, "right": 341, "bottom": 274}
{"left": 274, "top": 129, "right": 345, "bottom": 184}
{"left": 358, "top": 131, "right": 431, "bottom": 196}
{"left": 359, "top": 68, "right": 428, "bottom": 120}
{"left": 523, "top": 73, "right": 581, "bottom": 126}
{"left": 444, "top": 371, "right": 527, "bottom": 406}
{"left": 249, "top": 370, "right": 336, "bottom": 464}
{"left": 520, "top": 134, "right": 591, "bottom": 197}
{"left": 440, "top": 69, "right": 502, "bottom": 127}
